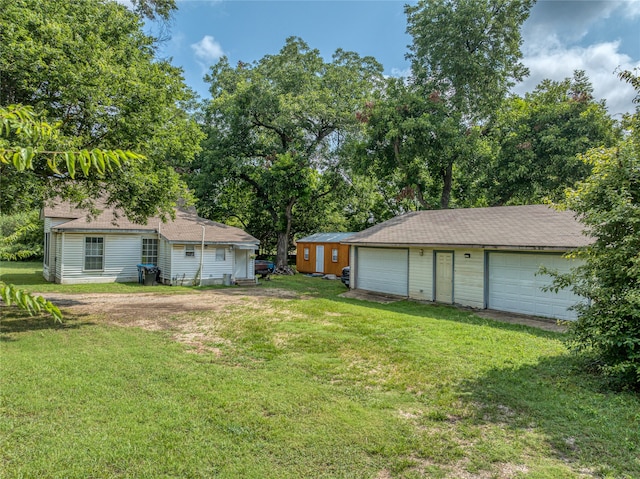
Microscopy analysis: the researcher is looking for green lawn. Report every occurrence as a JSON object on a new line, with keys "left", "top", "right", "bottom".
{"left": 1, "top": 262, "right": 639, "bottom": 478}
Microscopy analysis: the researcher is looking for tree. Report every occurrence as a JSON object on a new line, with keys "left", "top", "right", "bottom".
{"left": 400, "top": 0, "right": 533, "bottom": 208}
{"left": 352, "top": 77, "right": 489, "bottom": 210}
{"left": 549, "top": 70, "right": 640, "bottom": 389}
{"left": 481, "top": 71, "right": 619, "bottom": 205}
{"left": 0, "top": 0, "right": 202, "bottom": 221}
{"left": 406, "top": 0, "right": 533, "bottom": 121}
{"left": 193, "top": 37, "right": 382, "bottom": 269}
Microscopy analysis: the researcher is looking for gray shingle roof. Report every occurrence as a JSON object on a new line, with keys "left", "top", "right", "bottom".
{"left": 296, "top": 232, "right": 355, "bottom": 243}
{"left": 45, "top": 201, "right": 258, "bottom": 245}
{"left": 343, "top": 205, "right": 591, "bottom": 250}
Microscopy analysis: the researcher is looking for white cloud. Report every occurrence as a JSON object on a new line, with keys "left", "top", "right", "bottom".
{"left": 515, "top": 41, "right": 640, "bottom": 115}
{"left": 191, "top": 35, "right": 225, "bottom": 63}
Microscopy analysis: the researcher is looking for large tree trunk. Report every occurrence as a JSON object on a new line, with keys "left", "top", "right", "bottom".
{"left": 275, "top": 198, "right": 296, "bottom": 274}
{"left": 276, "top": 231, "right": 289, "bottom": 271}
{"left": 440, "top": 162, "right": 453, "bottom": 209}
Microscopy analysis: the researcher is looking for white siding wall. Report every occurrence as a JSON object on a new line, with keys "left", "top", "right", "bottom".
{"left": 55, "top": 233, "right": 63, "bottom": 282}
{"left": 59, "top": 233, "right": 142, "bottom": 284}
{"left": 170, "top": 244, "right": 234, "bottom": 285}
{"left": 408, "top": 247, "right": 433, "bottom": 301}
{"left": 452, "top": 248, "right": 485, "bottom": 308}
{"left": 158, "top": 239, "right": 171, "bottom": 283}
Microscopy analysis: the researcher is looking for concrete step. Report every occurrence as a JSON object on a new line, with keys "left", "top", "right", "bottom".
{"left": 235, "top": 278, "right": 258, "bottom": 287}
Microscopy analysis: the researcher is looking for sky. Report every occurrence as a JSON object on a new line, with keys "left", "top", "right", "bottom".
{"left": 142, "top": 0, "right": 640, "bottom": 115}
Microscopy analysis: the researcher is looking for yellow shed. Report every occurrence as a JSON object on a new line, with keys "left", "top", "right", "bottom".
{"left": 295, "top": 233, "right": 354, "bottom": 276}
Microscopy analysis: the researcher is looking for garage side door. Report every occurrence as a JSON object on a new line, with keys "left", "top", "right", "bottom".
{"left": 488, "top": 252, "right": 580, "bottom": 320}
{"left": 357, "top": 248, "right": 408, "bottom": 296}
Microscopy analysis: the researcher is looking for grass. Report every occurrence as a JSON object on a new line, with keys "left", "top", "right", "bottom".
{"left": 0, "top": 260, "right": 219, "bottom": 294}
{"left": 1, "top": 262, "right": 639, "bottom": 478}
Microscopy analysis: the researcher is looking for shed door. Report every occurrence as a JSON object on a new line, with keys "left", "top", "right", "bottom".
{"left": 357, "top": 247, "right": 408, "bottom": 296}
{"left": 435, "top": 252, "right": 453, "bottom": 303}
{"left": 488, "top": 252, "right": 580, "bottom": 320}
{"left": 315, "top": 245, "right": 324, "bottom": 273}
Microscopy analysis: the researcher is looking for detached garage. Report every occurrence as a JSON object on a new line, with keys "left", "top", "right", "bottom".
{"left": 356, "top": 247, "right": 408, "bottom": 296}
{"left": 343, "top": 205, "right": 590, "bottom": 320}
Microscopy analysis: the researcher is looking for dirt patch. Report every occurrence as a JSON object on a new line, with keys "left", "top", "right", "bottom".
{"left": 473, "top": 309, "right": 567, "bottom": 332}
{"left": 340, "top": 290, "right": 405, "bottom": 304}
{"left": 37, "top": 287, "right": 302, "bottom": 353}
{"left": 41, "top": 287, "right": 299, "bottom": 322}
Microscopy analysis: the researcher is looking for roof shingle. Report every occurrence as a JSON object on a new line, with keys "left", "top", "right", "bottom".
{"left": 343, "top": 205, "right": 590, "bottom": 250}
{"left": 44, "top": 200, "right": 258, "bottom": 245}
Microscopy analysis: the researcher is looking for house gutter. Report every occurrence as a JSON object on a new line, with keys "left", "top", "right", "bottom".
{"left": 340, "top": 242, "right": 583, "bottom": 251}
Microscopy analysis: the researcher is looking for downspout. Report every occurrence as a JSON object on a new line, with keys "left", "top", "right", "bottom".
{"left": 199, "top": 226, "right": 205, "bottom": 287}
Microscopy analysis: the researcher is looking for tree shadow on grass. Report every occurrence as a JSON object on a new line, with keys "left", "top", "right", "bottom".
{"left": 332, "top": 294, "right": 564, "bottom": 340}
{"left": 0, "top": 308, "right": 95, "bottom": 339}
{"left": 460, "top": 354, "right": 640, "bottom": 477}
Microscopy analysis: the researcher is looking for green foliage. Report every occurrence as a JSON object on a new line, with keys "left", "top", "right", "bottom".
{"left": 406, "top": 0, "right": 534, "bottom": 120}
{"left": 0, "top": 105, "right": 145, "bottom": 178}
{"left": 551, "top": 71, "right": 640, "bottom": 389}
{"left": 194, "top": 37, "right": 382, "bottom": 267}
{"left": 0, "top": 210, "right": 43, "bottom": 261}
{"left": 0, "top": 0, "right": 202, "bottom": 217}
{"left": 0, "top": 282, "right": 61, "bottom": 322}
{"left": 353, "top": 78, "right": 491, "bottom": 210}
{"left": 482, "top": 71, "right": 619, "bottom": 205}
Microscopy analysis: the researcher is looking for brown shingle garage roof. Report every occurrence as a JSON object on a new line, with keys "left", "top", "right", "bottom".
{"left": 45, "top": 201, "right": 258, "bottom": 245}
{"left": 343, "top": 205, "right": 591, "bottom": 250}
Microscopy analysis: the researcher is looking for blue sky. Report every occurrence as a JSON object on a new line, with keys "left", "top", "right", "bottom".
{"left": 141, "top": 0, "right": 640, "bottom": 115}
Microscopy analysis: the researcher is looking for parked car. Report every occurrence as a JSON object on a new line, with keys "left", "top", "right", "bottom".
{"left": 340, "top": 266, "right": 350, "bottom": 287}
{"left": 255, "top": 259, "right": 276, "bottom": 279}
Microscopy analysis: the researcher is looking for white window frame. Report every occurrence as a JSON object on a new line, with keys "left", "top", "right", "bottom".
{"left": 332, "top": 248, "right": 338, "bottom": 263}
{"left": 142, "top": 238, "right": 158, "bottom": 265}
{"left": 303, "top": 247, "right": 309, "bottom": 261}
{"left": 185, "top": 244, "right": 195, "bottom": 257}
{"left": 84, "top": 237, "right": 104, "bottom": 271}
{"left": 215, "top": 248, "right": 226, "bottom": 261}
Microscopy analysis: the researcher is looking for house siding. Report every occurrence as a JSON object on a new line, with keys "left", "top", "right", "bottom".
{"left": 58, "top": 233, "right": 142, "bottom": 284}
{"left": 408, "top": 247, "right": 433, "bottom": 301}
{"left": 452, "top": 248, "right": 484, "bottom": 308}
{"left": 158, "top": 239, "right": 171, "bottom": 283}
{"left": 169, "top": 244, "right": 234, "bottom": 285}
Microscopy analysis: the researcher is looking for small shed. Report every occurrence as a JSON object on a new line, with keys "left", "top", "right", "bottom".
{"left": 296, "top": 232, "right": 354, "bottom": 275}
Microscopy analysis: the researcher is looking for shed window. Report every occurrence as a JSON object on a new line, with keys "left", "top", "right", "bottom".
{"left": 303, "top": 247, "right": 309, "bottom": 261}
{"left": 215, "top": 248, "right": 226, "bottom": 261}
{"left": 84, "top": 237, "right": 104, "bottom": 270}
{"left": 332, "top": 248, "right": 338, "bottom": 262}
{"left": 142, "top": 238, "right": 158, "bottom": 265}
{"left": 185, "top": 244, "right": 195, "bottom": 257}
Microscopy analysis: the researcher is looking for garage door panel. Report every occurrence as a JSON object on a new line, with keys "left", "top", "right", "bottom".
{"left": 489, "top": 252, "right": 580, "bottom": 320}
{"left": 357, "top": 248, "right": 408, "bottom": 296}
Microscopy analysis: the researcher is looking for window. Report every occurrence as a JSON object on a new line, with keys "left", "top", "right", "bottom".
{"left": 142, "top": 238, "right": 158, "bottom": 265}
{"left": 303, "top": 247, "right": 309, "bottom": 260}
{"left": 332, "top": 248, "right": 338, "bottom": 262}
{"left": 44, "top": 233, "right": 50, "bottom": 266}
{"left": 185, "top": 244, "right": 195, "bottom": 257}
{"left": 84, "top": 237, "right": 104, "bottom": 270}
{"left": 215, "top": 248, "right": 226, "bottom": 261}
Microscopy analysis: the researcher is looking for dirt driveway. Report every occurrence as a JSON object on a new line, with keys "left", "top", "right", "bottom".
{"left": 44, "top": 287, "right": 299, "bottom": 321}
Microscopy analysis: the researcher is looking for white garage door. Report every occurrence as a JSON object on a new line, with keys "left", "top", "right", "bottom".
{"left": 357, "top": 247, "right": 408, "bottom": 296}
{"left": 488, "top": 252, "right": 581, "bottom": 320}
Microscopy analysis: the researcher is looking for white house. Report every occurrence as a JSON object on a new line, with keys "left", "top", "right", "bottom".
{"left": 342, "top": 205, "right": 591, "bottom": 320}
{"left": 42, "top": 200, "right": 259, "bottom": 285}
